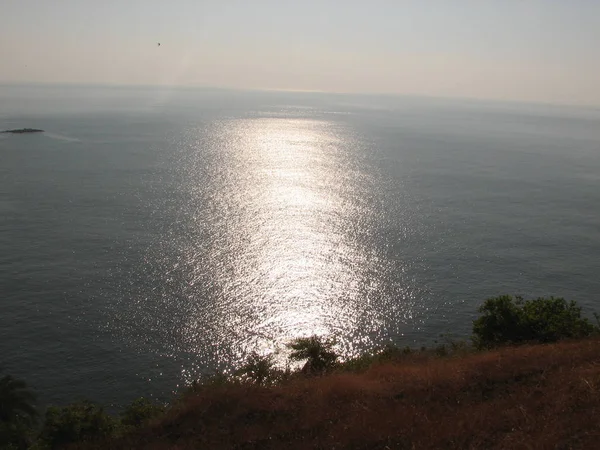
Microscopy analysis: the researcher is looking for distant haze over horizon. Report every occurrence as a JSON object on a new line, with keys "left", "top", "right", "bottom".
{"left": 2, "top": 1, "right": 600, "bottom": 107}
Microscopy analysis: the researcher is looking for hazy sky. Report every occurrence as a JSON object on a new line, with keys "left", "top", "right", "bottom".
{"left": 2, "top": 1, "right": 600, "bottom": 105}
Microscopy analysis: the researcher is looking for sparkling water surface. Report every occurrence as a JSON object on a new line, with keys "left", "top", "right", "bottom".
{"left": 1, "top": 85, "right": 599, "bottom": 406}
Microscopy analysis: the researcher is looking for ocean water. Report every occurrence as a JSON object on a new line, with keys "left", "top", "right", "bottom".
{"left": 1, "top": 84, "right": 600, "bottom": 407}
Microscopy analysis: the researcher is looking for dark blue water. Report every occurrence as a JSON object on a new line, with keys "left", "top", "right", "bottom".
{"left": 1, "top": 85, "right": 599, "bottom": 406}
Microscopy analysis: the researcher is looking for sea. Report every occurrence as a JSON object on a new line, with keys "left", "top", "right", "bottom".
{"left": 1, "top": 84, "right": 599, "bottom": 407}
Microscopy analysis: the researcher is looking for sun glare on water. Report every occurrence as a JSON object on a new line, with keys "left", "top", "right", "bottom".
{"left": 138, "top": 116, "right": 417, "bottom": 381}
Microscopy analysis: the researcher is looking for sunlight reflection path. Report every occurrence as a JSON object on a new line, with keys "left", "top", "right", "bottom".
{"left": 170, "top": 118, "right": 417, "bottom": 378}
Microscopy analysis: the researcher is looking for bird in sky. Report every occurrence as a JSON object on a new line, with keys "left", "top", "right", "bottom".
{"left": 157, "top": 42, "right": 161, "bottom": 47}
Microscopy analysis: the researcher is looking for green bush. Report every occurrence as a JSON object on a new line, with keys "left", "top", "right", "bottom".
{"left": 39, "top": 401, "right": 116, "bottom": 448}
{"left": 472, "top": 295, "right": 598, "bottom": 349}
{"left": 120, "top": 397, "right": 165, "bottom": 428}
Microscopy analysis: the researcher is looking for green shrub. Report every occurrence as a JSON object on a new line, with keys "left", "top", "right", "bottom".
{"left": 473, "top": 295, "right": 598, "bottom": 349}
{"left": 39, "top": 401, "right": 116, "bottom": 448}
{"left": 120, "top": 397, "right": 165, "bottom": 428}
{"left": 287, "top": 335, "right": 338, "bottom": 374}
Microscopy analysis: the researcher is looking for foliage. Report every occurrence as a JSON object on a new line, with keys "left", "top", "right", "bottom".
{"left": 184, "top": 373, "right": 236, "bottom": 397}
{"left": 336, "top": 354, "right": 378, "bottom": 373}
{"left": 0, "top": 374, "right": 38, "bottom": 426}
{"left": 472, "top": 295, "right": 598, "bottom": 349}
{"left": 287, "top": 335, "right": 338, "bottom": 374}
{"left": 0, "top": 373, "right": 38, "bottom": 449}
{"left": 235, "top": 352, "right": 277, "bottom": 385}
{"left": 0, "top": 420, "right": 35, "bottom": 450}
{"left": 376, "top": 344, "right": 411, "bottom": 361}
{"left": 39, "top": 401, "right": 116, "bottom": 448}
{"left": 120, "top": 398, "right": 165, "bottom": 428}
{"left": 433, "top": 335, "right": 472, "bottom": 358}
{"left": 336, "top": 345, "right": 413, "bottom": 372}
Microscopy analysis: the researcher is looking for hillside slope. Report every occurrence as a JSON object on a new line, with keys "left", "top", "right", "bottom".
{"left": 80, "top": 338, "right": 600, "bottom": 449}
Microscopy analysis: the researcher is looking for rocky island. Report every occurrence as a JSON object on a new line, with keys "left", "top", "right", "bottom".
{"left": 2, "top": 128, "right": 44, "bottom": 134}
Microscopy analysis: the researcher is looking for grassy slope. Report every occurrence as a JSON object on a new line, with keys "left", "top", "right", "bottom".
{"left": 82, "top": 339, "right": 600, "bottom": 449}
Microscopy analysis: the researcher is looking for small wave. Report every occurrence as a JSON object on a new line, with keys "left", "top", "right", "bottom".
{"left": 44, "top": 133, "right": 81, "bottom": 142}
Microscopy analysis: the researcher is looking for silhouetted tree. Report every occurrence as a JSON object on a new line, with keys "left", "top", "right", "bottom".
{"left": 0, "top": 372, "right": 38, "bottom": 449}
{"left": 0, "top": 374, "right": 37, "bottom": 425}
{"left": 287, "top": 335, "right": 338, "bottom": 374}
{"left": 236, "top": 351, "right": 276, "bottom": 385}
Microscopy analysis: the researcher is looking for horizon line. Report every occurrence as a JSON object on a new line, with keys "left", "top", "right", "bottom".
{"left": 1, "top": 80, "right": 598, "bottom": 111}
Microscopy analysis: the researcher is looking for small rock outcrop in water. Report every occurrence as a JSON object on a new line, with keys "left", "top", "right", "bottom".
{"left": 2, "top": 128, "right": 44, "bottom": 134}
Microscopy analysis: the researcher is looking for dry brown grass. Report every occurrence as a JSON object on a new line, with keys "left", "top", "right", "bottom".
{"left": 80, "top": 339, "right": 600, "bottom": 449}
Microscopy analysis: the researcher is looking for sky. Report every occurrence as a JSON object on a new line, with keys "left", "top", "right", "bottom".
{"left": 2, "top": 0, "right": 600, "bottom": 106}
